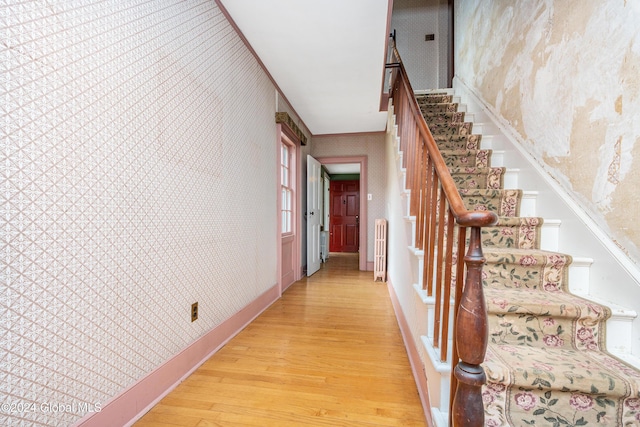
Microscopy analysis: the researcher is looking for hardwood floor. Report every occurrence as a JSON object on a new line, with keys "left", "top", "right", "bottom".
{"left": 135, "top": 253, "right": 426, "bottom": 426}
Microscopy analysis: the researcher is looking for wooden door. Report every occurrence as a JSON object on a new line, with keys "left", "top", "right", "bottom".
{"left": 329, "top": 180, "right": 360, "bottom": 253}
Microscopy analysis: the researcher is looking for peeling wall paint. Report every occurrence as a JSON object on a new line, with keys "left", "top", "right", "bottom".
{"left": 455, "top": 0, "right": 640, "bottom": 263}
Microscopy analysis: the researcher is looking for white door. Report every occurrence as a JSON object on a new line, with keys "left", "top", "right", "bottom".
{"left": 307, "top": 155, "right": 322, "bottom": 276}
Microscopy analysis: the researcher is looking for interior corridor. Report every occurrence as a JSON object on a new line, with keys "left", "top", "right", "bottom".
{"left": 134, "top": 253, "right": 426, "bottom": 426}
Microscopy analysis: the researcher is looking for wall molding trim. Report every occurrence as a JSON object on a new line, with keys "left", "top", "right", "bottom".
{"left": 73, "top": 284, "right": 280, "bottom": 427}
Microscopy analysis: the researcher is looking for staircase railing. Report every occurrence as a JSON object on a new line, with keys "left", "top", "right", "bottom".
{"left": 385, "top": 37, "right": 498, "bottom": 426}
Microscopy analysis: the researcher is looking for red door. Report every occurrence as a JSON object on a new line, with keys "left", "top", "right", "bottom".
{"left": 329, "top": 180, "right": 360, "bottom": 253}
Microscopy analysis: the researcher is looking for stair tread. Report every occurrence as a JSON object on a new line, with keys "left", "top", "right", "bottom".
{"left": 458, "top": 188, "right": 523, "bottom": 217}
{"left": 483, "top": 247, "right": 572, "bottom": 261}
{"left": 449, "top": 166, "right": 505, "bottom": 172}
{"left": 485, "top": 344, "right": 640, "bottom": 395}
{"left": 484, "top": 344, "right": 640, "bottom": 426}
{"left": 485, "top": 287, "right": 608, "bottom": 316}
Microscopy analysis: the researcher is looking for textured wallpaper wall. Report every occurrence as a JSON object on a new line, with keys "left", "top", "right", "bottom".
{"left": 1, "top": 2, "right": 278, "bottom": 425}
{"left": 455, "top": 0, "right": 640, "bottom": 263}
{"left": 391, "top": 0, "right": 450, "bottom": 89}
{"left": 311, "top": 133, "right": 386, "bottom": 262}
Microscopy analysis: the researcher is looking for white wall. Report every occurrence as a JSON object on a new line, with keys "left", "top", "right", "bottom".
{"left": 1, "top": 2, "right": 280, "bottom": 425}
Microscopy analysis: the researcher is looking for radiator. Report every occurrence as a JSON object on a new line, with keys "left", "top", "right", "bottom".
{"left": 320, "top": 231, "right": 328, "bottom": 263}
{"left": 374, "top": 219, "right": 387, "bottom": 282}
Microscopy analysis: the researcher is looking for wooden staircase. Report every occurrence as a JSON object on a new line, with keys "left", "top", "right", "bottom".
{"left": 387, "top": 86, "right": 640, "bottom": 426}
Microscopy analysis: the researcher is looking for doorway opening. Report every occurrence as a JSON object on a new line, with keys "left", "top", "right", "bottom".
{"left": 315, "top": 156, "right": 368, "bottom": 272}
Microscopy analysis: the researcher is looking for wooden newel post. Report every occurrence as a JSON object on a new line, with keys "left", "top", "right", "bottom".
{"left": 452, "top": 227, "right": 488, "bottom": 427}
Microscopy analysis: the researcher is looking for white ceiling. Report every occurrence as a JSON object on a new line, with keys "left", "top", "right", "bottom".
{"left": 218, "top": 0, "right": 391, "bottom": 135}
{"left": 323, "top": 163, "right": 360, "bottom": 175}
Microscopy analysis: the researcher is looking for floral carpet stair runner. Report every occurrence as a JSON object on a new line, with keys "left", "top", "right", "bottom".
{"left": 417, "top": 94, "right": 640, "bottom": 426}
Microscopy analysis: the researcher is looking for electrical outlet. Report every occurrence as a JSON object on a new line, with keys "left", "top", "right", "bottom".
{"left": 191, "top": 302, "right": 198, "bottom": 322}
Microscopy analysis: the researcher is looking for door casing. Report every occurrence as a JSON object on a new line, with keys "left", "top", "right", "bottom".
{"left": 314, "top": 156, "right": 368, "bottom": 271}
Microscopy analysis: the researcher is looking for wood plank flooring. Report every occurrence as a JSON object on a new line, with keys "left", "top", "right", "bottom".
{"left": 134, "top": 253, "right": 426, "bottom": 427}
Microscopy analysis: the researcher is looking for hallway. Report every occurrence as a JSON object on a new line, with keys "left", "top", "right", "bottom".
{"left": 134, "top": 253, "right": 426, "bottom": 426}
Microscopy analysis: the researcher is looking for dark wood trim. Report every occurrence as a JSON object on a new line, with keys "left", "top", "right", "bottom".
{"left": 276, "top": 112, "right": 307, "bottom": 145}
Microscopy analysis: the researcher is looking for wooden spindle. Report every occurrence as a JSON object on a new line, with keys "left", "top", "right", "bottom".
{"left": 440, "top": 206, "right": 455, "bottom": 362}
{"left": 409, "top": 124, "right": 420, "bottom": 217}
{"left": 433, "top": 185, "right": 447, "bottom": 349}
{"left": 415, "top": 137, "right": 427, "bottom": 249}
{"left": 422, "top": 157, "right": 434, "bottom": 291}
{"left": 449, "top": 225, "right": 467, "bottom": 423}
{"left": 425, "top": 173, "right": 439, "bottom": 294}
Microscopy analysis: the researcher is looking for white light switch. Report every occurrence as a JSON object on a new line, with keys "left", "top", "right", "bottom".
{"left": 367, "top": 193, "right": 372, "bottom": 200}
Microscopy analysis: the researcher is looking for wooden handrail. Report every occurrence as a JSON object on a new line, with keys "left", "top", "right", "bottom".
{"left": 387, "top": 40, "right": 497, "bottom": 427}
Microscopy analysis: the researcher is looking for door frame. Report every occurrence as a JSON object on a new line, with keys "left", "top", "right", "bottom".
{"left": 315, "top": 156, "right": 368, "bottom": 272}
{"left": 277, "top": 124, "right": 302, "bottom": 295}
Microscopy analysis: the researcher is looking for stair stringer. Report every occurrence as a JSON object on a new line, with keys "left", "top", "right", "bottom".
{"left": 453, "top": 77, "right": 640, "bottom": 364}
{"left": 385, "top": 99, "right": 453, "bottom": 426}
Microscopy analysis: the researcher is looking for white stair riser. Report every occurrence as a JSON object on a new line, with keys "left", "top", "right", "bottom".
{"left": 520, "top": 191, "right": 538, "bottom": 217}
{"left": 480, "top": 134, "right": 509, "bottom": 151}
{"left": 503, "top": 168, "right": 519, "bottom": 189}
{"left": 539, "top": 219, "right": 561, "bottom": 252}
{"left": 568, "top": 258, "right": 593, "bottom": 295}
{"left": 607, "top": 314, "right": 636, "bottom": 355}
{"left": 489, "top": 150, "right": 505, "bottom": 167}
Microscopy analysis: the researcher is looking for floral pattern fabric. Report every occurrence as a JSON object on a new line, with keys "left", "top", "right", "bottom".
{"left": 459, "top": 189, "right": 522, "bottom": 217}
{"left": 450, "top": 166, "right": 505, "bottom": 189}
{"left": 416, "top": 94, "right": 453, "bottom": 104}
{"left": 442, "top": 149, "right": 492, "bottom": 168}
{"left": 433, "top": 133, "right": 482, "bottom": 150}
{"left": 419, "top": 98, "right": 640, "bottom": 426}
{"left": 428, "top": 121, "right": 473, "bottom": 136}
{"left": 422, "top": 111, "right": 466, "bottom": 124}
{"left": 481, "top": 216, "right": 543, "bottom": 249}
{"left": 484, "top": 346, "right": 640, "bottom": 427}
